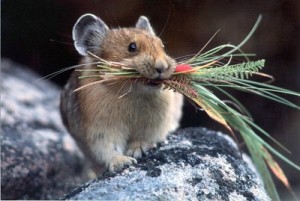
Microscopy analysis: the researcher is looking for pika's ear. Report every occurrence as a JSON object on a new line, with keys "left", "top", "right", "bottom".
{"left": 135, "top": 16, "right": 155, "bottom": 35}
{"left": 72, "top": 14, "right": 109, "bottom": 56}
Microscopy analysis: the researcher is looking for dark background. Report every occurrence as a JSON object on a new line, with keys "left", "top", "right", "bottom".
{"left": 2, "top": 0, "right": 300, "bottom": 199}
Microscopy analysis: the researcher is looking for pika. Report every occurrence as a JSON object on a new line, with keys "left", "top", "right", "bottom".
{"left": 60, "top": 14, "right": 183, "bottom": 174}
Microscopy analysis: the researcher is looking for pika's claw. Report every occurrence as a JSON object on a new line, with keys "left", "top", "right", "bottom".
{"left": 126, "top": 147, "right": 143, "bottom": 158}
{"left": 126, "top": 142, "right": 156, "bottom": 158}
{"left": 108, "top": 155, "right": 137, "bottom": 172}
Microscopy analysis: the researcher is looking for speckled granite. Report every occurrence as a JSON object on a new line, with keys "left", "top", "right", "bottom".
{"left": 60, "top": 127, "right": 270, "bottom": 201}
{"left": 1, "top": 59, "right": 89, "bottom": 200}
{"left": 1, "top": 59, "right": 270, "bottom": 201}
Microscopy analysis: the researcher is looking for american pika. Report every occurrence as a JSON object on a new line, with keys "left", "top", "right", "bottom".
{"left": 60, "top": 14, "right": 183, "bottom": 174}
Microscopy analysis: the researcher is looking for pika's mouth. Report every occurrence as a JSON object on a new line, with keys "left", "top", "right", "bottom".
{"left": 143, "top": 79, "right": 163, "bottom": 87}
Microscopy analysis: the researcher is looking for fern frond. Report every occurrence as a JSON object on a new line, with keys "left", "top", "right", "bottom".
{"left": 189, "top": 59, "right": 265, "bottom": 81}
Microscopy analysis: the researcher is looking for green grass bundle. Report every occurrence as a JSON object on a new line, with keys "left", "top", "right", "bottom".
{"left": 71, "top": 15, "right": 300, "bottom": 200}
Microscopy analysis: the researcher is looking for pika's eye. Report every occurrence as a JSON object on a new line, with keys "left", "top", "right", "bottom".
{"left": 128, "top": 42, "right": 137, "bottom": 53}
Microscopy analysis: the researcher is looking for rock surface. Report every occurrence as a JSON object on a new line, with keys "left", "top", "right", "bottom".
{"left": 60, "top": 127, "right": 270, "bottom": 201}
{"left": 1, "top": 59, "right": 89, "bottom": 200}
{"left": 1, "top": 59, "right": 270, "bottom": 201}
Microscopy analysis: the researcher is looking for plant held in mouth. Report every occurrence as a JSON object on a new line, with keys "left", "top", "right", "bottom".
{"left": 70, "top": 15, "right": 300, "bottom": 200}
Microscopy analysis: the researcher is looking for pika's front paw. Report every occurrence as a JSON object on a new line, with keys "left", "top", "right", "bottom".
{"left": 108, "top": 155, "right": 137, "bottom": 172}
{"left": 126, "top": 142, "right": 157, "bottom": 158}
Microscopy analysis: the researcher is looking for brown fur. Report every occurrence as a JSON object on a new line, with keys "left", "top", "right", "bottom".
{"left": 60, "top": 20, "right": 183, "bottom": 174}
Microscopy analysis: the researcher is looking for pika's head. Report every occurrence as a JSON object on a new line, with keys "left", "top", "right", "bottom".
{"left": 73, "top": 14, "right": 176, "bottom": 80}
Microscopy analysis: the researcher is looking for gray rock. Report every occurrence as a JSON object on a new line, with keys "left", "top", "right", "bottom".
{"left": 1, "top": 59, "right": 89, "bottom": 200}
{"left": 60, "top": 127, "right": 270, "bottom": 201}
{"left": 1, "top": 59, "right": 270, "bottom": 200}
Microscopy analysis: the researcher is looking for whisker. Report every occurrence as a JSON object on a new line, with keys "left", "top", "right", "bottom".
{"left": 131, "top": 75, "right": 142, "bottom": 88}
{"left": 35, "top": 62, "right": 102, "bottom": 82}
{"left": 118, "top": 83, "right": 132, "bottom": 98}
{"left": 49, "top": 39, "right": 73, "bottom": 46}
{"left": 118, "top": 75, "right": 142, "bottom": 98}
{"left": 131, "top": 75, "right": 142, "bottom": 89}
{"left": 55, "top": 31, "right": 73, "bottom": 39}
{"left": 117, "top": 79, "right": 131, "bottom": 98}
{"left": 118, "top": 83, "right": 131, "bottom": 98}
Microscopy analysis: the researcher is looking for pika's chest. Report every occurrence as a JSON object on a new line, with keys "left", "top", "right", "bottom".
{"left": 80, "top": 83, "right": 172, "bottom": 121}
{"left": 111, "top": 92, "right": 171, "bottom": 120}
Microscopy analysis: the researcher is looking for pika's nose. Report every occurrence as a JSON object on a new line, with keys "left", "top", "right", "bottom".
{"left": 155, "top": 58, "right": 168, "bottom": 74}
